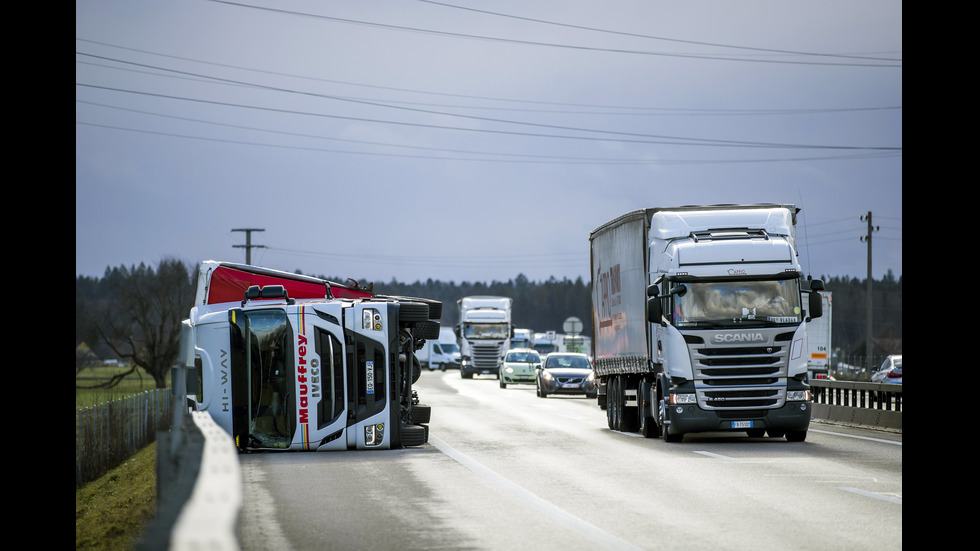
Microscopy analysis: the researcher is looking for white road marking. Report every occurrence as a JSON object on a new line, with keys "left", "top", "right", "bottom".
{"left": 428, "top": 434, "right": 642, "bottom": 551}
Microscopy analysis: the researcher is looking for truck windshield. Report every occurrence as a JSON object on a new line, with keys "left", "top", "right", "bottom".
{"left": 234, "top": 309, "right": 296, "bottom": 448}
{"left": 672, "top": 279, "right": 802, "bottom": 327}
{"left": 463, "top": 323, "right": 509, "bottom": 339}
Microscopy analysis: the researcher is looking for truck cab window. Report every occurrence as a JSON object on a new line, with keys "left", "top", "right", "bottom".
{"left": 234, "top": 309, "right": 296, "bottom": 449}
{"left": 673, "top": 279, "right": 802, "bottom": 326}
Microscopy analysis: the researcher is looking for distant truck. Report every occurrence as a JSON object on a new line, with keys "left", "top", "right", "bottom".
{"left": 511, "top": 328, "right": 534, "bottom": 350}
{"left": 590, "top": 205, "right": 824, "bottom": 442}
{"left": 806, "top": 290, "right": 833, "bottom": 382}
{"left": 417, "top": 327, "right": 462, "bottom": 371}
{"left": 179, "top": 261, "right": 441, "bottom": 451}
{"left": 456, "top": 296, "right": 513, "bottom": 379}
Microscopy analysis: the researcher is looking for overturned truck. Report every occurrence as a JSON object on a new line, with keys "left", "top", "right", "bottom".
{"left": 178, "top": 261, "right": 442, "bottom": 451}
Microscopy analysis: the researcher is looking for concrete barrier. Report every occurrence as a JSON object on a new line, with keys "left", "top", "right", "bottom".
{"left": 810, "top": 380, "right": 902, "bottom": 431}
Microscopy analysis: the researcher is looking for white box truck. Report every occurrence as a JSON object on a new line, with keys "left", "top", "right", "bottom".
{"left": 456, "top": 296, "right": 513, "bottom": 379}
{"left": 180, "top": 261, "right": 441, "bottom": 451}
{"left": 590, "top": 205, "right": 825, "bottom": 442}
{"left": 417, "top": 327, "right": 462, "bottom": 371}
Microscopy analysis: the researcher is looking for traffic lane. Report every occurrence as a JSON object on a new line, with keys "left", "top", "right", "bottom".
{"left": 418, "top": 371, "right": 902, "bottom": 550}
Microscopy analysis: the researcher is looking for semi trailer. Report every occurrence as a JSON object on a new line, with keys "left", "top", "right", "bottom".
{"left": 590, "top": 205, "right": 824, "bottom": 442}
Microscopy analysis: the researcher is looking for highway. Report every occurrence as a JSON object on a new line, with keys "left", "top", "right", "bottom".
{"left": 237, "top": 369, "right": 902, "bottom": 551}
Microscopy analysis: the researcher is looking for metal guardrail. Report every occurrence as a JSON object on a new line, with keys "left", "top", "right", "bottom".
{"left": 809, "top": 379, "right": 902, "bottom": 430}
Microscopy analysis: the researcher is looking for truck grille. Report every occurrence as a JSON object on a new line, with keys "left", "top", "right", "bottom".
{"left": 687, "top": 332, "right": 793, "bottom": 410}
{"left": 471, "top": 344, "right": 503, "bottom": 369}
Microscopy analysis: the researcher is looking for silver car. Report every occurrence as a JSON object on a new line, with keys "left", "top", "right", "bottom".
{"left": 536, "top": 353, "right": 597, "bottom": 398}
{"left": 871, "top": 354, "right": 903, "bottom": 384}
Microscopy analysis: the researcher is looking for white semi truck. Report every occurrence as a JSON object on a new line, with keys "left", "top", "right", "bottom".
{"left": 590, "top": 205, "right": 825, "bottom": 442}
{"left": 180, "top": 261, "right": 441, "bottom": 451}
{"left": 455, "top": 296, "right": 513, "bottom": 379}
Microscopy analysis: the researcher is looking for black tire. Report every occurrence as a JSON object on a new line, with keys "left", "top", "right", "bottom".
{"left": 388, "top": 296, "right": 442, "bottom": 320}
{"left": 499, "top": 379, "right": 507, "bottom": 389}
{"left": 414, "top": 320, "right": 441, "bottom": 339}
{"left": 398, "top": 302, "right": 430, "bottom": 323}
{"left": 410, "top": 404, "right": 431, "bottom": 425}
{"left": 537, "top": 379, "right": 547, "bottom": 398}
{"left": 410, "top": 355, "right": 422, "bottom": 384}
{"left": 400, "top": 424, "right": 427, "bottom": 447}
{"left": 746, "top": 429, "right": 766, "bottom": 438}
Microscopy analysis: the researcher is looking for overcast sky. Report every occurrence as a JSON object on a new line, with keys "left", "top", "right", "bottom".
{"left": 76, "top": 1, "right": 902, "bottom": 285}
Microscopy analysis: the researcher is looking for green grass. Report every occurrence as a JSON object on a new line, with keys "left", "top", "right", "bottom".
{"left": 77, "top": 365, "right": 170, "bottom": 410}
{"left": 76, "top": 442, "right": 156, "bottom": 551}
{"left": 76, "top": 365, "right": 169, "bottom": 550}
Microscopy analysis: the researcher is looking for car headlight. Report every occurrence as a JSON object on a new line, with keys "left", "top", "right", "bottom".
{"left": 541, "top": 370, "right": 554, "bottom": 381}
{"left": 504, "top": 366, "right": 514, "bottom": 374}
{"left": 585, "top": 371, "right": 595, "bottom": 382}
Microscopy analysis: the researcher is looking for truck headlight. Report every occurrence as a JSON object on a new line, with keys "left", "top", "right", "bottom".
{"left": 786, "top": 390, "right": 811, "bottom": 401}
{"left": 362, "top": 308, "right": 382, "bottom": 330}
{"left": 669, "top": 393, "right": 696, "bottom": 405}
{"left": 365, "top": 423, "right": 385, "bottom": 446}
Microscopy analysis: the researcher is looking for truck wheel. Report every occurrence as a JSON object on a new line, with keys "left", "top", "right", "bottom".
{"left": 414, "top": 320, "right": 441, "bottom": 339}
{"left": 439, "top": 363, "right": 446, "bottom": 372}
{"left": 400, "top": 424, "right": 427, "bottom": 447}
{"left": 785, "top": 430, "right": 807, "bottom": 442}
{"left": 638, "top": 401, "right": 659, "bottom": 438}
{"left": 398, "top": 302, "right": 430, "bottom": 323}
{"left": 410, "top": 404, "right": 431, "bottom": 425}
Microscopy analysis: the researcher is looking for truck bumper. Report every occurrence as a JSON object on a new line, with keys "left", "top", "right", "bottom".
{"left": 667, "top": 401, "right": 811, "bottom": 434}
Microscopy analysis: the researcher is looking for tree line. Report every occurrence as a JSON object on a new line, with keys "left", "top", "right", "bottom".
{"left": 76, "top": 258, "right": 901, "bottom": 388}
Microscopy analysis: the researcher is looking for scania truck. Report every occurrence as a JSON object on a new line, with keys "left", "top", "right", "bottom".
{"left": 590, "top": 205, "right": 824, "bottom": 442}
{"left": 179, "top": 261, "right": 441, "bottom": 451}
{"left": 455, "top": 296, "right": 513, "bottom": 379}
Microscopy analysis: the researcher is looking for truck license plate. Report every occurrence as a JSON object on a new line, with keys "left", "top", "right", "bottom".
{"left": 731, "top": 420, "right": 753, "bottom": 429}
{"left": 365, "top": 361, "right": 375, "bottom": 394}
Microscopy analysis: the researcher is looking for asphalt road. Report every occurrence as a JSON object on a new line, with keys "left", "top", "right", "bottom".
{"left": 238, "top": 370, "right": 902, "bottom": 551}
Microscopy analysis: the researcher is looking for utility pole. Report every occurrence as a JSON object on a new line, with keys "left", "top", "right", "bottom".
{"left": 859, "top": 212, "right": 879, "bottom": 373}
{"left": 232, "top": 228, "right": 266, "bottom": 265}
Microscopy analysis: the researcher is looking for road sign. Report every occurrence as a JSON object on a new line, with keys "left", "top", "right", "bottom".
{"left": 563, "top": 316, "right": 583, "bottom": 335}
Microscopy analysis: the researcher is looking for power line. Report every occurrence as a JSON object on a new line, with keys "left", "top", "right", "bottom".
{"left": 205, "top": 0, "right": 901, "bottom": 68}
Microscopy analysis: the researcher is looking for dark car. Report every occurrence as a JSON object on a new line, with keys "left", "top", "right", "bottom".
{"left": 536, "top": 353, "right": 596, "bottom": 398}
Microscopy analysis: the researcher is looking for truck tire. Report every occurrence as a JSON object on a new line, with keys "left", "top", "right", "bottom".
{"left": 410, "top": 404, "right": 431, "bottom": 425}
{"left": 388, "top": 296, "right": 442, "bottom": 320}
{"left": 414, "top": 320, "right": 441, "bottom": 339}
{"left": 400, "top": 424, "right": 427, "bottom": 447}
{"left": 398, "top": 302, "right": 429, "bottom": 323}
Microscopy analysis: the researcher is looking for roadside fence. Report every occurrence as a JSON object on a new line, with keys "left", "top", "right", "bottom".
{"left": 76, "top": 389, "right": 173, "bottom": 487}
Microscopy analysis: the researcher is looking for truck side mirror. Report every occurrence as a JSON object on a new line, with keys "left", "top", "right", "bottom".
{"left": 647, "top": 297, "right": 663, "bottom": 324}
{"left": 807, "top": 279, "right": 824, "bottom": 319}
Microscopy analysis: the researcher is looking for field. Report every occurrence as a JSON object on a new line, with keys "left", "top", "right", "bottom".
{"left": 76, "top": 364, "right": 167, "bottom": 550}
{"left": 76, "top": 364, "right": 170, "bottom": 410}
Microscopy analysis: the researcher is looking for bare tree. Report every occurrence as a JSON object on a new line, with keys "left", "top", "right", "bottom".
{"left": 81, "top": 257, "right": 195, "bottom": 389}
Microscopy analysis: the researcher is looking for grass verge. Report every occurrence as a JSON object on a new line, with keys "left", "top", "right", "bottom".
{"left": 76, "top": 442, "right": 156, "bottom": 551}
